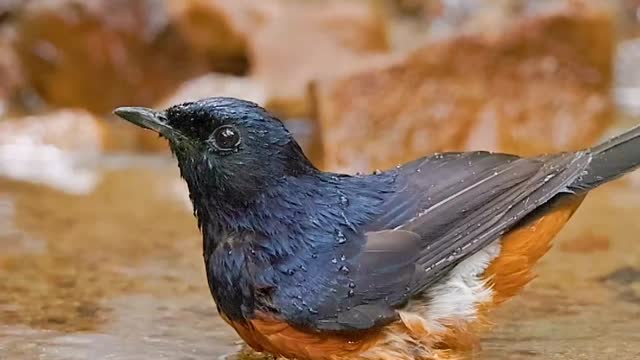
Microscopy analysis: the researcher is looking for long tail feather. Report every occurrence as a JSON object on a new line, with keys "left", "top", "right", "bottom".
{"left": 570, "top": 124, "right": 640, "bottom": 191}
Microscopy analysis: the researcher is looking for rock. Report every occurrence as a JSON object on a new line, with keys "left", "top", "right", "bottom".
{"left": 166, "top": 0, "right": 276, "bottom": 75}
{"left": 387, "top": 1, "right": 615, "bottom": 55}
{"left": 250, "top": 0, "right": 389, "bottom": 118}
{"left": 0, "top": 109, "right": 104, "bottom": 151}
{"left": 312, "top": 5, "right": 614, "bottom": 172}
{"left": 168, "top": 0, "right": 389, "bottom": 118}
{"left": 0, "top": 110, "right": 105, "bottom": 193}
{"left": 14, "top": 0, "right": 211, "bottom": 115}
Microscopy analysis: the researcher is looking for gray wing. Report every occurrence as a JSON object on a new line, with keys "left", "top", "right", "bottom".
{"left": 390, "top": 151, "right": 589, "bottom": 290}
{"left": 314, "top": 151, "right": 591, "bottom": 331}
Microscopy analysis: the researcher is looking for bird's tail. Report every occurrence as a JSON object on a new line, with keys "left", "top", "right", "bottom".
{"left": 569, "top": 124, "right": 640, "bottom": 192}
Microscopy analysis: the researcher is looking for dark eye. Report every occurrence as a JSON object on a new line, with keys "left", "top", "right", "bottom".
{"left": 212, "top": 125, "right": 241, "bottom": 150}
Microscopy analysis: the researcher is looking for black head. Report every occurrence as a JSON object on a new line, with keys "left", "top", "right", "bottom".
{"left": 114, "top": 97, "right": 317, "bottom": 206}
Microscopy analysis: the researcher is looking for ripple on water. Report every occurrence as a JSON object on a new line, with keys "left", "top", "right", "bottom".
{"left": 1, "top": 295, "right": 242, "bottom": 360}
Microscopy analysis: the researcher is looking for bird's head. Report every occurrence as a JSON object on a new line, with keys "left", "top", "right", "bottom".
{"left": 114, "top": 97, "right": 317, "bottom": 206}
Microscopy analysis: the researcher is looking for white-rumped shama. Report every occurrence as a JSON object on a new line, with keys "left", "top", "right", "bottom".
{"left": 115, "top": 97, "right": 640, "bottom": 360}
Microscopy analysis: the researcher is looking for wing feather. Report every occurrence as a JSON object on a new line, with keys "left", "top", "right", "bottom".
{"left": 309, "top": 151, "right": 590, "bottom": 331}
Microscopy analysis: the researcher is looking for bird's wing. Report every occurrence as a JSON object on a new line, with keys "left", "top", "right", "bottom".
{"left": 312, "top": 151, "right": 591, "bottom": 331}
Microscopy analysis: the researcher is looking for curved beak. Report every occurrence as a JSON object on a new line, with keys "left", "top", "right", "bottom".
{"left": 113, "top": 107, "right": 177, "bottom": 139}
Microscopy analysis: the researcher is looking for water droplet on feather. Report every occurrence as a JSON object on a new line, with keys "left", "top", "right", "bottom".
{"left": 339, "top": 195, "right": 349, "bottom": 207}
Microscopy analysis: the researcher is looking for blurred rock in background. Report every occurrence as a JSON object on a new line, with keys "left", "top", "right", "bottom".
{"left": 13, "top": 0, "right": 211, "bottom": 115}
{"left": 246, "top": 0, "right": 389, "bottom": 118}
{"left": 166, "top": 0, "right": 258, "bottom": 75}
{"left": 0, "top": 110, "right": 103, "bottom": 193}
{"left": 169, "top": 0, "right": 389, "bottom": 118}
{"left": 312, "top": 4, "right": 614, "bottom": 172}
{"left": 0, "top": 0, "right": 637, "bottom": 172}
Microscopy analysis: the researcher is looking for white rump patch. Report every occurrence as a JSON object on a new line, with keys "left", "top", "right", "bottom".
{"left": 406, "top": 241, "right": 501, "bottom": 333}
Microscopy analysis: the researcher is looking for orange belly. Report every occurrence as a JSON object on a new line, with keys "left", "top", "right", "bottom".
{"left": 221, "top": 194, "right": 586, "bottom": 360}
{"left": 483, "top": 194, "right": 585, "bottom": 305}
{"left": 221, "top": 313, "right": 383, "bottom": 360}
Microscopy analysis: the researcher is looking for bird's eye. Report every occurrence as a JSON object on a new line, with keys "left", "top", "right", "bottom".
{"left": 211, "top": 125, "right": 241, "bottom": 151}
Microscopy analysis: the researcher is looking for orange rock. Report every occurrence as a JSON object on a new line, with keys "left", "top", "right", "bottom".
{"left": 250, "top": 0, "right": 389, "bottom": 118}
{"left": 312, "top": 5, "right": 614, "bottom": 172}
{"left": 14, "top": 0, "right": 211, "bottom": 115}
{"left": 0, "top": 110, "right": 111, "bottom": 192}
{"left": 166, "top": 0, "right": 277, "bottom": 75}
{"left": 168, "top": 0, "right": 389, "bottom": 118}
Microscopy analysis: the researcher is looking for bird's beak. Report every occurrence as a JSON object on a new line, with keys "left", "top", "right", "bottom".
{"left": 113, "top": 107, "right": 178, "bottom": 140}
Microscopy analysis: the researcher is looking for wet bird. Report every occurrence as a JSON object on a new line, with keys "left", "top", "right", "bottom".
{"left": 115, "top": 97, "right": 640, "bottom": 360}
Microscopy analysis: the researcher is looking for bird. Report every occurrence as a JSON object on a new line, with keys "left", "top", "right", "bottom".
{"left": 114, "top": 97, "right": 640, "bottom": 360}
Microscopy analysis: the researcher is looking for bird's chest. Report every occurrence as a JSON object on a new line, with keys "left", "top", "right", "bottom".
{"left": 204, "top": 234, "right": 332, "bottom": 324}
{"left": 205, "top": 237, "right": 261, "bottom": 321}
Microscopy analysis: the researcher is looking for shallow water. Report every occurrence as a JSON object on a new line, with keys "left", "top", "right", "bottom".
{"left": 1, "top": 146, "right": 640, "bottom": 359}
